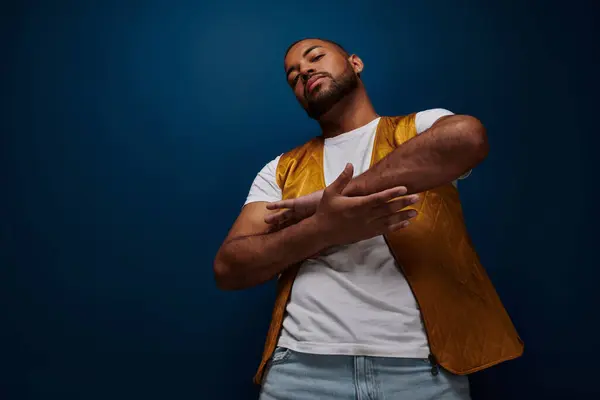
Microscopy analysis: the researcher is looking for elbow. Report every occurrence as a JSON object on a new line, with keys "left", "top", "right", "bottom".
{"left": 458, "top": 115, "right": 489, "bottom": 163}
{"left": 213, "top": 252, "right": 238, "bottom": 291}
{"left": 213, "top": 248, "right": 259, "bottom": 291}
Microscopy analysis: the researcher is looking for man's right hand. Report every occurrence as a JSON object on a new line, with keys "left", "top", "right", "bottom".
{"left": 313, "top": 163, "right": 419, "bottom": 248}
{"left": 264, "top": 189, "right": 324, "bottom": 230}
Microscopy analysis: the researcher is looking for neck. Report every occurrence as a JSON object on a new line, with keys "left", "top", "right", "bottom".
{"left": 317, "top": 88, "right": 379, "bottom": 138}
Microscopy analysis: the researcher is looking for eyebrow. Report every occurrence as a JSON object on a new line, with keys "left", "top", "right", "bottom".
{"left": 286, "top": 45, "right": 323, "bottom": 77}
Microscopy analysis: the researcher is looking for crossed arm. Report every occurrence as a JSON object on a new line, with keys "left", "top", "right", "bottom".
{"left": 213, "top": 114, "right": 488, "bottom": 290}
{"left": 342, "top": 114, "right": 488, "bottom": 197}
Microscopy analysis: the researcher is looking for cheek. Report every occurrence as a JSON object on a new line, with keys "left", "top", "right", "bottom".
{"left": 329, "top": 60, "right": 352, "bottom": 79}
{"left": 322, "top": 59, "right": 344, "bottom": 76}
{"left": 330, "top": 68, "right": 346, "bottom": 81}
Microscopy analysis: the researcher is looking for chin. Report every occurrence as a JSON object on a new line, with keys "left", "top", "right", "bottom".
{"left": 313, "top": 81, "right": 331, "bottom": 94}
{"left": 309, "top": 87, "right": 332, "bottom": 102}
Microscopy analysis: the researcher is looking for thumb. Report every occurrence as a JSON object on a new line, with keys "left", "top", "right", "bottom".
{"left": 327, "top": 163, "right": 354, "bottom": 195}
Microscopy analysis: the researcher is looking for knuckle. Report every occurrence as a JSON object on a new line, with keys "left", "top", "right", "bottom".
{"left": 376, "top": 203, "right": 394, "bottom": 216}
{"left": 379, "top": 193, "right": 392, "bottom": 204}
{"left": 388, "top": 213, "right": 402, "bottom": 224}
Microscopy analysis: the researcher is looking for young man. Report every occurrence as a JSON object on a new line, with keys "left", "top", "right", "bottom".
{"left": 214, "top": 38, "right": 523, "bottom": 400}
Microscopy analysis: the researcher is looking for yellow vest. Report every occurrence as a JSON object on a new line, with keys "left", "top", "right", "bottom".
{"left": 253, "top": 114, "right": 524, "bottom": 384}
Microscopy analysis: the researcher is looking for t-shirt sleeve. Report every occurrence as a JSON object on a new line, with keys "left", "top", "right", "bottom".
{"left": 415, "top": 108, "right": 472, "bottom": 183}
{"left": 415, "top": 108, "right": 455, "bottom": 134}
{"left": 244, "top": 155, "right": 283, "bottom": 206}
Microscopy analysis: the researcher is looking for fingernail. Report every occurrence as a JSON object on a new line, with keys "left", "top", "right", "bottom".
{"left": 402, "top": 221, "right": 410, "bottom": 227}
{"left": 408, "top": 210, "right": 417, "bottom": 218}
{"left": 410, "top": 195, "right": 420, "bottom": 204}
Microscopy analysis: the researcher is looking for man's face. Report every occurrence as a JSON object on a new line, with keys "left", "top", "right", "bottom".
{"left": 284, "top": 39, "right": 360, "bottom": 120}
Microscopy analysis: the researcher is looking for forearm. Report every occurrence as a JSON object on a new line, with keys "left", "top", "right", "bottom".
{"left": 343, "top": 115, "right": 489, "bottom": 196}
{"left": 214, "top": 215, "right": 329, "bottom": 290}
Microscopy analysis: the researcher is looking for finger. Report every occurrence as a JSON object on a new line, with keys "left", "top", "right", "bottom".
{"left": 267, "top": 216, "right": 291, "bottom": 232}
{"left": 266, "top": 200, "right": 294, "bottom": 210}
{"left": 264, "top": 209, "right": 292, "bottom": 224}
{"left": 373, "top": 208, "right": 418, "bottom": 230}
{"left": 370, "top": 194, "right": 420, "bottom": 218}
{"left": 267, "top": 214, "right": 302, "bottom": 232}
{"left": 355, "top": 185, "right": 408, "bottom": 208}
{"left": 277, "top": 213, "right": 305, "bottom": 230}
{"left": 326, "top": 163, "right": 354, "bottom": 196}
{"left": 387, "top": 220, "right": 411, "bottom": 232}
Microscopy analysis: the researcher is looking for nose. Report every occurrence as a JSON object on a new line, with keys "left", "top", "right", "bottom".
{"left": 299, "top": 65, "right": 315, "bottom": 83}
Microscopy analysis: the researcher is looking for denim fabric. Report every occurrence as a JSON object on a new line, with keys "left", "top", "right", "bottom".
{"left": 259, "top": 347, "right": 471, "bottom": 400}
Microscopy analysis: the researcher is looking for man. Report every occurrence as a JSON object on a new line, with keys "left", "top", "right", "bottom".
{"left": 213, "top": 38, "right": 523, "bottom": 400}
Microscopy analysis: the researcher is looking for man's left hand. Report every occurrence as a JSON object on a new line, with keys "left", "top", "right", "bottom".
{"left": 264, "top": 190, "right": 324, "bottom": 227}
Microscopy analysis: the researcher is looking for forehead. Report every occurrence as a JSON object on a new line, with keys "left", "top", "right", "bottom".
{"left": 284, "top": 39, "right": 338, "bottom": 67}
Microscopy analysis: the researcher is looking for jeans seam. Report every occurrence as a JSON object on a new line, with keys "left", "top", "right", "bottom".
{"left": 366, "top": 358, "right": 379, "bottom": 400}
{"left": 353, "top": 357, "right": 362, "bottom": 400}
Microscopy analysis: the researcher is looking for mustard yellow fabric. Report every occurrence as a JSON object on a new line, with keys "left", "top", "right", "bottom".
{"left": 253, "top": 114, "right": 523, "bottom": 384}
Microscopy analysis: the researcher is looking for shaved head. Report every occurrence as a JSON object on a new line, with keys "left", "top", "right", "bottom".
{"left": 284, "top": 38, "right": 350, "bottom": 59}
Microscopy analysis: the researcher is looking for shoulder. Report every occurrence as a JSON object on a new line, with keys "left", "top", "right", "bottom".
{"left": 278, "top": 137, "right": 323, "bottom": 170}
{"left": 260, "top": 137, "right": 316, "bottom": 174}
{"left": 383, "top": 108, "right": 455, "bottom": 135}
{"left": 244, "top": 153, "right": 284, "bottom": 206}
{"left": 415, "top": 108, "right": 455, "bottom": 134}
{"left": 262, "top": 154, "right": 282, "bottom": 173}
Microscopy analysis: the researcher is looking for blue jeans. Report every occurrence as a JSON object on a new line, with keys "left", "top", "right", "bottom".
{"left": 259, "top": 347, "right": 471, "bottom": 400}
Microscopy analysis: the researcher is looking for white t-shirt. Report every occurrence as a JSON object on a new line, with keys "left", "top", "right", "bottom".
{"left": 244, "top": 109, "right": 467, "bottom": 359}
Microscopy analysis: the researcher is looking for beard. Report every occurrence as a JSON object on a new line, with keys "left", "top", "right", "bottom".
{"left": 303, "top": 61, "right": 359, "bottom": 120}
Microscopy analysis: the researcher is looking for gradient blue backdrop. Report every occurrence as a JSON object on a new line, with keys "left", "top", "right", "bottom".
{"left": 3, "top": 0, "right": 598, "bottom": 399}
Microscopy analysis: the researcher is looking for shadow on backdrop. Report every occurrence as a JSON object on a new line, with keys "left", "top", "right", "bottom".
{"left": 2, "top": 0, "right": 597, "bottom": 399}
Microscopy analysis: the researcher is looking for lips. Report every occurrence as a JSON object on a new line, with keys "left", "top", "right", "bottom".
{"left": 306, "top": 75, "right": 327, "bottom": 93}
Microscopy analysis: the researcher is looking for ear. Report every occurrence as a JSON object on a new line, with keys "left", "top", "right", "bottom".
{"left": 348, "top": 54, "right": 364, "bottom": 75}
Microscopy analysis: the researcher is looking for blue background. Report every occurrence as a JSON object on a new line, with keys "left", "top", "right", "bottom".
{"left": 3, "top": 0, "right": 598, "bottom": 399}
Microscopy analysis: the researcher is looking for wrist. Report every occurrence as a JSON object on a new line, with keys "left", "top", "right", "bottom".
{"left": 307, "top": 214, "right": 337, "bottom": 249}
